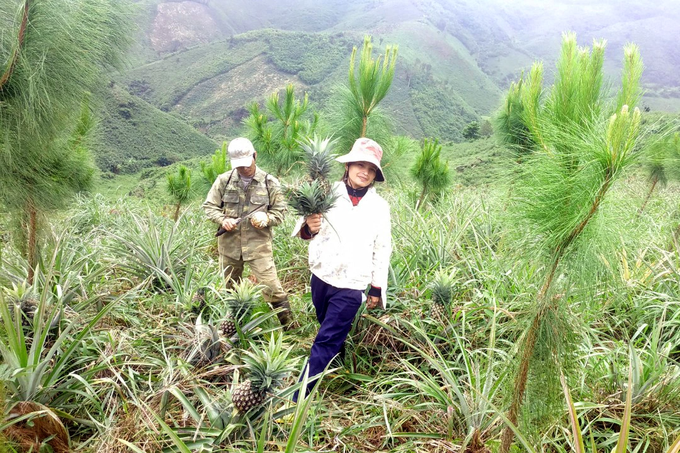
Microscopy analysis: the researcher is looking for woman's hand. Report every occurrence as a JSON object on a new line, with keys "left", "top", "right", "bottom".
{"left": 305, "top": 213, "right": 323, "bottom": 234}
{"left": 366, "top": 295, "right": 381, "bottom": 310}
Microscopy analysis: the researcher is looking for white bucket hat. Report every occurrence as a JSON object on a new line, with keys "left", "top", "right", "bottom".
{"left": 227, "top": 137, "right": 256, "bottom": 168}
{"left": 336, "top": 137, "right": 385, "bottom": 182}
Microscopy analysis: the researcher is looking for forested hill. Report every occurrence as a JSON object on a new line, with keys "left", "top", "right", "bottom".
{"left": 99, "top": 0, "right": 680, "bottom": 174}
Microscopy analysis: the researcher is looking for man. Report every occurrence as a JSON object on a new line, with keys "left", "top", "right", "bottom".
{"left": 203, "top": 137, "right": 293, "bottom": 328}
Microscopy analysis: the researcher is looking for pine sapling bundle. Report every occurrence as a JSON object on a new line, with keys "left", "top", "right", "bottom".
{"left": 287, "top": 135, "right": 339, "bottom": 217}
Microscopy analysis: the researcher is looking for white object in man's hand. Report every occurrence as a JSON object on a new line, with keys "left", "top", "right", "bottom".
{"left": 250, "top": 211, "right": 269, "bottom": 229}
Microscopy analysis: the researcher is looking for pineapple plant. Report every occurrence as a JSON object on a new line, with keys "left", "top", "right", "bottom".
{"left": 220, "top": 279, "right": 262, "bottom": 341}
{"left": 428, "top": 269, "right": 460, "bottom": 322}
{"left": 190, "top": 287, "right": 208, "bottom": 317}
{"left": 186, "top": 314, "right": 223, "bottom": 367}
{"left": 287, "top": 180, "right": 338, "bottom": 217}
{"left": 4, "top": 282, "right": 38, "bottom": 329}
{"left": 300, "top": 134, "right": 337, "bottom": 195}
{"left": 232, "top": 334, "right": 296, "bottom": 414}
{"left": 288, "top": 134, "right": 339, "bottom": 217}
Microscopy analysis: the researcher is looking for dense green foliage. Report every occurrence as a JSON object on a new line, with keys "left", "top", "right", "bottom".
{"left": 265, "top": 31, "right": 353, "bottom": 85}
{"left": 411, "top": 138, "right": 451, "bottom": 210}
{"left": 462, "top": 121, "right": 481, "bottom": 141}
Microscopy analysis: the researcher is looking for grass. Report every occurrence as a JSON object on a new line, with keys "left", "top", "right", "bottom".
{"left": 0, "top": 171, "right": 679, "bottom": 451}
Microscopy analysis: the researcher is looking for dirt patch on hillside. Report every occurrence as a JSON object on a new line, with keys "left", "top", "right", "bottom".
{"left": 151, "top": 1, "right": 221, "bottom": 54}
{"left": 176, "top": 55, "right": 306, "bottom": 133}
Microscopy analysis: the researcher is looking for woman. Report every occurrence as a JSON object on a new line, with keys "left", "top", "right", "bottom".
{"left": 292, "top": 137, "right": 392, "bottom": 400}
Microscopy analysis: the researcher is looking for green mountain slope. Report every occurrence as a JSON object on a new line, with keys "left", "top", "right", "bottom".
{"left": 96, "top": 84, "right": 216, "bottom": 175}
{"left": 119, "top": 24, "right": 503, "bottom": 142}
{"left": 97, "top": 0, "right": 679, "bottom": 175}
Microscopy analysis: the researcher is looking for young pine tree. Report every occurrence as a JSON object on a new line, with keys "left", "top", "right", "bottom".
{"left": 411, "top": 138, "right": 450, "bottom": 211}
{"left": 245, "top": 85, "right": 318, "bottom": 176}
{"left": 200, "top": 141, "right": 229, "bottom": 186}
{"left": 496, "top": 33, "right": 648, "bottom": 453}
{"left": 639, "top": 132, "right": 680, "bottom": 214}
{"left": 333, "top": 36, "right": 398, "bottom": 153}
{"left": 0, "top": 0, "right": 133, "bottom": 283}
{"left": 166, "top": 165, "right": 193, "bottom": 222}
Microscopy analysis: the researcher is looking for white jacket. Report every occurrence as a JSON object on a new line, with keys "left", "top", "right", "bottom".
{"left": 292, "top": 182, "right": 392, "bottom": 308}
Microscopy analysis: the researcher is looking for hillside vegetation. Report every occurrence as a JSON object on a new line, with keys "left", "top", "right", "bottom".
{"left": 90, "top": 0, "right": 679, "bottom": 177}
{"left": 97, "top": 84, "right": 217, "bottom": 175}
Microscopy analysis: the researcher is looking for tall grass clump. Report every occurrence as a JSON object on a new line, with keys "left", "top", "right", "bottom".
{"left": 495, "top": 32, "right": 654, "bottom": 452}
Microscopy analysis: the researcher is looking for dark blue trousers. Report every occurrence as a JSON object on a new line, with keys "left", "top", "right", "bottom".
{"left": 293, "top": 274, "right": 363, "bottom": 401}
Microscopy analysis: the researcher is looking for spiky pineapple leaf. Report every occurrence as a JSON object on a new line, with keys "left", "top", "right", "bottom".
{"left": 300, "top": 134, "right": 338, "bottom": 182}
{"left": 224, "top": 279, "right": 262, "bottom": 321}
{"left": 243, "top": 334, "right": 297, "bottom": 394}
{"left": 287, "top": 180, "right": 338, "bottom": 217}
{"left": 429, "top": 269, "right": 460, "bottom": 306}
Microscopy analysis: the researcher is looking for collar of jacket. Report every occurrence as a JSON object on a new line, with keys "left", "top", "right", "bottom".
{"left": 235, "top": 166, "right": 267, "bottom": 184}
{"left": 334, "top": 181, "right": 375, "bottom": 203}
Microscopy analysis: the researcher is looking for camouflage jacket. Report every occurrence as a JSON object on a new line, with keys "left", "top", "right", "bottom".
{"left": 202, "top": 167, "right": 286, "bottom": 261}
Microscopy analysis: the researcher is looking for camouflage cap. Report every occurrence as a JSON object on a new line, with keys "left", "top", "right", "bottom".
{"left": 228, "top": 137, "right": 256, "bottom": 168}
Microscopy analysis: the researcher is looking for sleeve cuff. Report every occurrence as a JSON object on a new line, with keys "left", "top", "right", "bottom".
{"left": 368, "top": 285, "right": 381, "bottom": 297}
{"left": 300, "top": 224, "right": 316, "bottom": 240}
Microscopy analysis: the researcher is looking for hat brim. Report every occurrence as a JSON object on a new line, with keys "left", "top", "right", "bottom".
{"left": 230, "top": 155, "right": 253, "bottom": 168}
{"left": 336, "top": 154, "right": 385, "bottom": 182}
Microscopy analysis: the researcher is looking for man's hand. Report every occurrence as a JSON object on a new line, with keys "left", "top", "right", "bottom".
{"left": 366, "top": 295, "right": 381, "bottom": 310}
{"left": 221, "top": 218, "right": 239, "bottom": 232}
{"left": 305, "top": 213, "right": 322, "bottom": 234}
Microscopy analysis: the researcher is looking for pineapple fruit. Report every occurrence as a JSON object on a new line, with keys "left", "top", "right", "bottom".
{"left": 429, "top": 270, "right": 459, "bottom": 322}
{"left": 190, "top": 287, "right": 208, "bottom": 317}
{"left": 250, "top": 211, "right": 269, "bottom": 228}
{"left": 232, "top": 334, "right": 296, "bottom": 414}
{"left": 220, "top": 279, "right": 261, "bottom": 341}
{"left": 220, "top": 315, "right": 238, "bottom": 339}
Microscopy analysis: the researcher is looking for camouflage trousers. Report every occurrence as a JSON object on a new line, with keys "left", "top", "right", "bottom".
{"left": 219, "top": 253, "right": 292, "bottom": 327}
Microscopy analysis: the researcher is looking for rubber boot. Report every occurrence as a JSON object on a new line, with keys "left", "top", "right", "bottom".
{"left": 271, "top": 298, "right": 293, "bottom": 330}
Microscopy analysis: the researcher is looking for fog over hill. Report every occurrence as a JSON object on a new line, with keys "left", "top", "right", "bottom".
{"left": 138, "top": 0, "right": 680, "bottom": 90}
